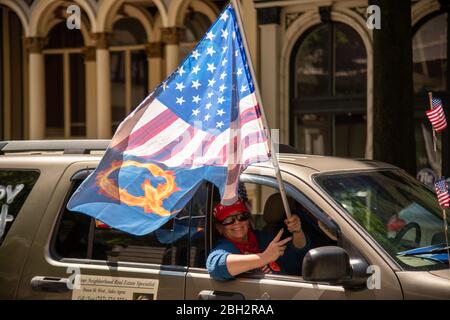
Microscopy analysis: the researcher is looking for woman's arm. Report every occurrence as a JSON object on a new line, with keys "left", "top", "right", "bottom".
{"left": 292, "top": 230, "right": 307, "bottom": 248}
{"left": 225, "top": 253, "right": 267, "bottom": 276}
{"left": 285, "top": 214, "right": 307, "bottom": 249}
{"left": 207, "top": 229, "right": 292, "bottom": 280}
{"left": 226, "top": 229, "right": 292, "bottom": 276}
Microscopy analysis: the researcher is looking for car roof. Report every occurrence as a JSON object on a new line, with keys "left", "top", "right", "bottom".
{"left": 0, "top": 140, "right": 398, "bottom": 174}
{"left": 274, "top": 153, "right": 397, "bottom": 173}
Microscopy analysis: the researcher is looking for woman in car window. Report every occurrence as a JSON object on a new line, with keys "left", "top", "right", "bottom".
{"left": 206, "top": 199, "right": 309, "bottom": 280}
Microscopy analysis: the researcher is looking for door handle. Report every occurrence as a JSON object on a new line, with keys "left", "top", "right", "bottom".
{"left": 30, "top": 276, "right": 70, "bottom": 292}
{"left": 198, "top": 290, "right": 245, "bottom": 300}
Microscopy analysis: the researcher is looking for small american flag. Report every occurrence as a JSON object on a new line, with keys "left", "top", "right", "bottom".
{"left": 434, "top": 177, "right": 450, "bottom": 209}
{"left": 426, "top": 98, "right": 447, "bottom": 131}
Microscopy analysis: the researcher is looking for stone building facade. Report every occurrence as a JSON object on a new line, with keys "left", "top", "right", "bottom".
{"left": 0, "top": 0, "right": 448, "bottom": 176}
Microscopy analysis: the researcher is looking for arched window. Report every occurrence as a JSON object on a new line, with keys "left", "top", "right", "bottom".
{"left": 110, "top": 17, "right": 149, "bottom": 132}
{"left": 0, "top": 5, "right": 25, "bottom": 140}
{"left": 110, "top": 18, "right": 148, "bottom": 46}
{"left": 412, "top": 11, "right": 449, "bottom": 181}
{"left": 44, "top": 22, "right": 85, "bottom": 138}
{"left": 413, "top": 13, "right": 447, "bottom": 94}
{"left": 181, "top": 11, "right": 211, "bottom": 60}
{"left": 290, "top": 22, "right": 367, "bottom": 157}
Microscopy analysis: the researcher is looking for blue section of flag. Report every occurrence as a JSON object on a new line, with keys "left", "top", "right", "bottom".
{"left": 432, "top": 98, "right": 442, "bottom": 108}
{"left": 69, "top": 148, "right": 227, "bottom": 235}
{"left": 435, "top": 178, "right": 448, "bottom": 193}
{"left": 399, "top": 244, "right": 449, "bottom": 264}
{"left": 154, "top": 216, "right": 204, "bottom": 244}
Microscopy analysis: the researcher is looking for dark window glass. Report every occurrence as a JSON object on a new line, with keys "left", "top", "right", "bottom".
{"left": 45, "top": 54, "right": 64, "bottom": 137}
{"left": 188, "top": 183, "right": 208, "bottom": 268}
{"left": 181, "top": 12, "right": 211, "bottom": 60}
{"left": 295, "top": 24, "right": 331, "bottom": 98}
{"left": 184, "top": 11, "right": 211, "bottom": 41}
{"left": 334, "top": 24, "right": 367, "bottom": 95}
{"left": 131, "top": 50, "right": 149, "bottom": 111}
{"left": 110, "top": 51, "right": 126, "bottom": 133}
{"left": 0, "top": 7, "right": 25, "bottom": 140}
{"left": 413, "top": 13, "right": 447, "bottom": 93}
{"left": 292, "top": 22, "right": 367, "bottom": 157}
{"left": 109, "top": 18, "right": 149, "bottom": 133}
{"left": 70, "top": 53, "right": 86, "bottom": 137}
{"left": 0, "top": 170, "right": 40, "bottom": 245}
{"left": 294, "top": 22, "right": 367, "bottom": 98}
{"left": 9, "top": 12, "right": 24, "bottom": 139}
{"left": 53, "top": 180, "right": 91, "bottom": 259}
{"left": 110, "top": 18, "right": 147, "bottom": 46}
{"left": 334, "top": 114, "right": 366, "bottom": 157}
{"left": 91, "top": 205, "right": 190, "bottom": 266}
{"left": 110, "top": 50, "right": 150, "bottom": 130}
{"left": 45, "top": 22, "right": 84, "bottom": 138}
{"left": 293, "top": 113, "right": 366, "bottom": 157}
{"left": 415, "top": 118, "right": 438, "bottom": 188}
{"left": 294, "top": 113, "right": 332, "bottom": 155}
{"left": 0, "top": 8, "right": 3, "bottom": 140}
{"left": 316, "top": 170, "right": 449, "bottom": 271}
{"left": 46, "top": 22, "right": 84, "bottom": 49}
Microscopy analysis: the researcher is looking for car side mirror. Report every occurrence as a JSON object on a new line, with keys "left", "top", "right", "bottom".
{"left": 302, "top": 246, "right": 352, "bottom": 284}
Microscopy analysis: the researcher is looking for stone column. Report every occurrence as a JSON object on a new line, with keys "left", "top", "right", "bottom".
{"left": 257, "top": 8, "right": 281, "bottom": 139}
{"left": 161, "top": 27, "right": 184, "bottom": 76}
{"left": 94, "top": 33, "right": 111, "bottom": 138}
{"left": 146, "top": 41, "right": 163, "bottom": 91}
{"left": 25, "top": 37, "right": 47, "bottom": 139}
{"left": 84, "top": 46, "right": 97, "bottom": 138}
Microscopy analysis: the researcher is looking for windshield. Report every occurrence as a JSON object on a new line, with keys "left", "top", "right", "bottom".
{"left": 315, "top": 169, "right": 450, "bottom": 271}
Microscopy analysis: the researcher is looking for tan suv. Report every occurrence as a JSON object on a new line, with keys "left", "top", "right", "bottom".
{"left": 0, "top": 140, "right": 449, "bottom": 300}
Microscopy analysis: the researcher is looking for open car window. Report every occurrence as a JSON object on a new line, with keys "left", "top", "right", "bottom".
{"left": 53, "top": 176, "right": 208, "bottom": 268}
{"left": 209, "top": 181, "right": 337, "bottom": 278}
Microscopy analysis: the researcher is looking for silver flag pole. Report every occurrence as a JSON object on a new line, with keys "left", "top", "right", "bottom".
{"left": 230, "top": 0, "right": 292, "bottom": 218}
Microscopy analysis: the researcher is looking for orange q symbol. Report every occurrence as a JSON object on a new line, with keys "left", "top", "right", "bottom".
{"left": 96, "top": 160, "right": 178, "bottom": 216}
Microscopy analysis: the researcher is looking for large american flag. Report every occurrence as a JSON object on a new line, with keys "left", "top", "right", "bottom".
{"left": 426, "top": 98, "right": 447, "bottom": 132}
{"left": 435, "top": 178, "right": 450, "bottom": 209}
{"left": 114, "top": 4, "right": 270, "bottom": 202}
{"left": 67, "top": 5, "right": 270, "bottom": 235}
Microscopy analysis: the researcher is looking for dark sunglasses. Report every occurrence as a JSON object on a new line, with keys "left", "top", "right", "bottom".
{"left": 220, "top": 212, "right": 250, "bottom": 226}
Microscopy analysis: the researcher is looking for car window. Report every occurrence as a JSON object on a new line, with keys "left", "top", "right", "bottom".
{"left": 91, "top": 206, "right": 190, "bottom": 265}
{"left": 53, "top": 178, "right": 208, "bottom": 267}
{"left": 315, "top": 169, "right": 450, "bottom": 271}
{"left": 209, "top": 182, "right": 336, "bottom": 277}
{"left": 0, "top": 170, "right": 40, "bottom": 246}
{"left": 187, "top": 183, "right": 208, "bottom": 269}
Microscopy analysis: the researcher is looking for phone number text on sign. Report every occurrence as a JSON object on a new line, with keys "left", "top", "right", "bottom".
{"left": 71, "top": 275, "right": 158, "bottom": 300}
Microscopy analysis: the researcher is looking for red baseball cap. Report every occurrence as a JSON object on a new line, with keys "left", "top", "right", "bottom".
{"left": 213, "top": 200, "right": 249, "bottom": 222}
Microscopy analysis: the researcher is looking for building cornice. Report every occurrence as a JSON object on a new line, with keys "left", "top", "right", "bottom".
{"left": 24, "top": 37, "right": 47, "bottom": 53}
{"left": 257, "top": 7, "right": 281, "bottom": 25}
{"left": 161, "top": 27, "right": 185, "bottom": 45}
{"left": 253, "top": 0, "right": 366, "bottom": 9}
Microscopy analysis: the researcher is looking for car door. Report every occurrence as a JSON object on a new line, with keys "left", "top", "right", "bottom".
{"left": 185, "top": 176, "right": 350, "bottom": 300}
{"left": 0, "top": 168, "right": 42, "bottom": 298}
{"left": 17, "top": 161, "right": 208, "bottom": 300}
{"left": 185, "top": 172, "right": 403, "bottom": 300}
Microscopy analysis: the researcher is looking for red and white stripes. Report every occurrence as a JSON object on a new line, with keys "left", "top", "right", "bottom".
{"left": 114, "top": 92, "right": 269, "bottom": 170}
